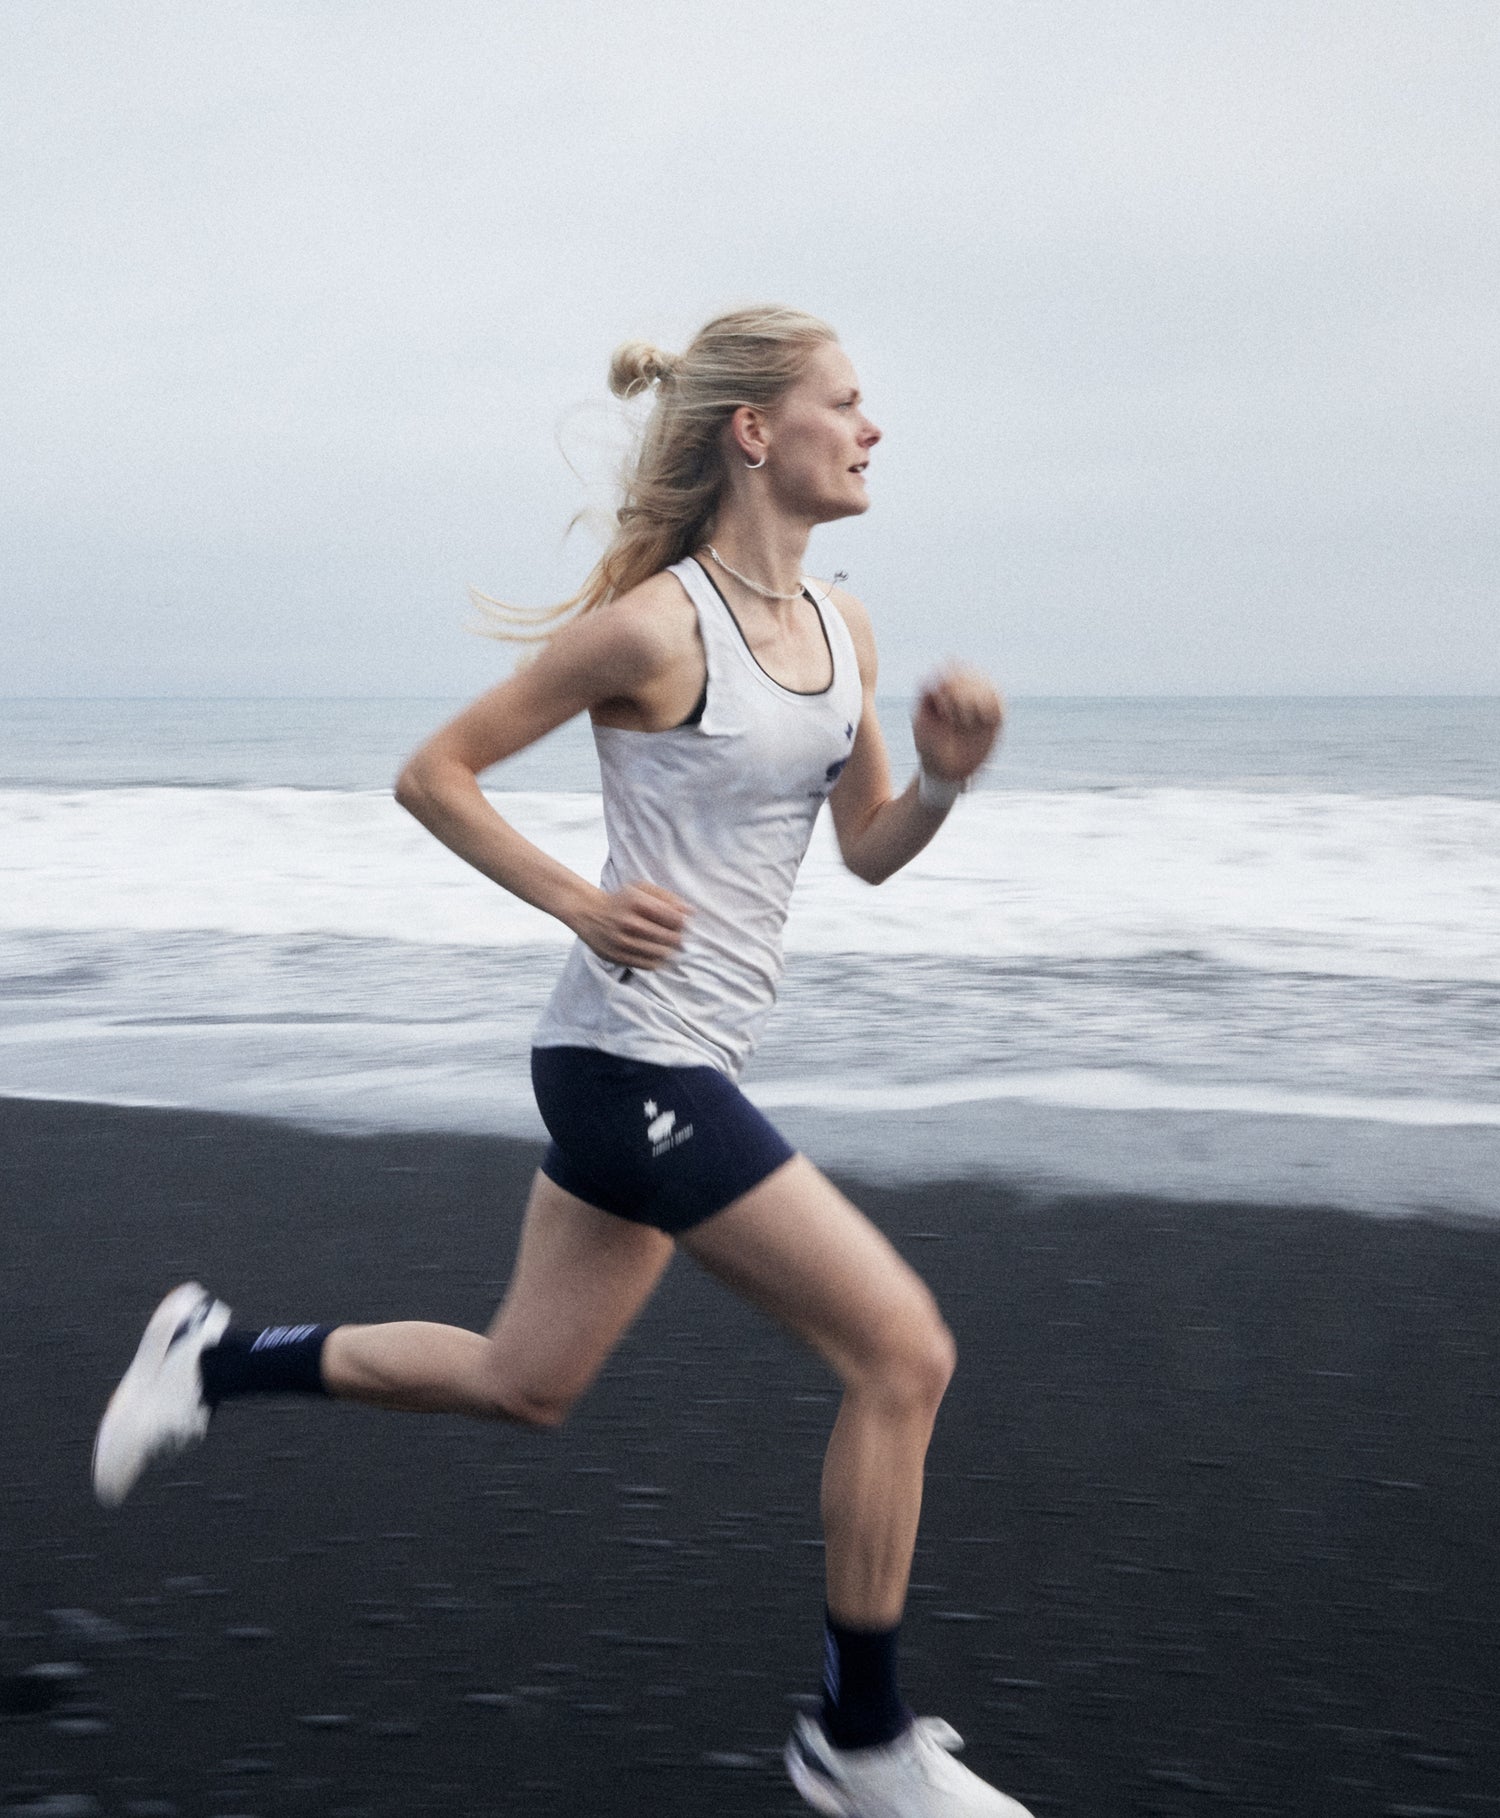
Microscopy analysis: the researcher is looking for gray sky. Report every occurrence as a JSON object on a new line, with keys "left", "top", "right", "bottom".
{"left": 4, "top": 0, "right": 1497, "bottom": 697}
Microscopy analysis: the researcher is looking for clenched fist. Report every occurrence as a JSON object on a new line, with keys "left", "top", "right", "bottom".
{"left": 912, "top": 666, "right": 1004, "bottom": 783}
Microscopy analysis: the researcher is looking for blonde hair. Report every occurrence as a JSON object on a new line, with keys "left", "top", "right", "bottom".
{"left": 475, "top": 305, "right": 838, "bottom": 641}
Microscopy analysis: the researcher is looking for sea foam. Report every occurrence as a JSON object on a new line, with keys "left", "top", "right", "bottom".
{"left": 5, "top": 786, "right": 1498, "bottom": 985}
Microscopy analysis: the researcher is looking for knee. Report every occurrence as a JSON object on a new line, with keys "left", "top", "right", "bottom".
{"left": 863, "top": 1306, "right": 957, "bottom": 1420}
{"left": 918, "top": 1315, "right": 959, "bottom": 1409}
{"left": 470, "top": 1375, "right": 577, "bottom": 1431}
{"left": 503, "top": 1391, "right": 573, "bottom": 1431}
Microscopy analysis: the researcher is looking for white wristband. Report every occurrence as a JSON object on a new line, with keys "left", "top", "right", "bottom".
{"left": 916, "top": 764, "right": 967, "bottom": 811}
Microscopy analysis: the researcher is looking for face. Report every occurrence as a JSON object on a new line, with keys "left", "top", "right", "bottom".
{"left": 752, "top": 342, "right": 882, "bottom": 524}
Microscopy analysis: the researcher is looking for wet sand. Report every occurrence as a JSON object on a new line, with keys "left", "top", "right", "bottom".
{"left": 3, "top": 1095, "right": 1499, "bottom": 1817}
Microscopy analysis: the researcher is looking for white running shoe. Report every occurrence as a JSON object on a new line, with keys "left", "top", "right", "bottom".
{"left": 91, "top": 1282, "right": 231, "bottom": 1507}
{"left": 786, "top": 1714, "right": 1036, "bottom": 1818}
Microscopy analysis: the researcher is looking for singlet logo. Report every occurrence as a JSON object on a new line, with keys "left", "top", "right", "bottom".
{"left": 808, "top": 754, "right": 850, "bottom": 800}
{"left": 644, "top": 1098, "right": 694, "bottom": 1157}
{"left": 809, "top": 723, "right": 858, "bottom": 800}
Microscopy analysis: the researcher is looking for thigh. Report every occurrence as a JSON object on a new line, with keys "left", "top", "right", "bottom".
{"left": 676, "top": 1154, "right": 947, "bottom": 1382}
{"left": 481, "top": 1170, "right": 675, "bottom": 1407}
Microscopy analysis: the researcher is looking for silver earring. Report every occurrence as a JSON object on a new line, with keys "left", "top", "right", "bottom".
{"left": 744, "top": 454, "right": 767, "bottom": 470}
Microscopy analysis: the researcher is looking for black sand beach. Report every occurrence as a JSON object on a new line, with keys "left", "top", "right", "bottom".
{"left": 3, "top": 1096, "right": 1499, "bottom": 1817}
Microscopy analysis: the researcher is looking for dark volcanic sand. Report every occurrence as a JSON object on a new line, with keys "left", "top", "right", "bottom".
{"left": 2, "top": 1097, "right": 1499, "bottom": 1818}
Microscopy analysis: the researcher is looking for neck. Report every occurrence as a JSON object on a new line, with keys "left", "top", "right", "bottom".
{"left": 703, "top": 501, "right": 811, "bottom": 603}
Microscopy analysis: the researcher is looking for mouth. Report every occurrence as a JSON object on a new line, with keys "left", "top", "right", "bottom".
{"left": 849, "top": 462, "right": 869, "bottom": 476}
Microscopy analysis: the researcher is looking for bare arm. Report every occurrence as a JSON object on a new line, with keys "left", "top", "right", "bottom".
{"left": 825, "top": 588, "right": 1003, "bottom": 887}
{"left": 395, "top": 577, "right": 697, "bottom": 968}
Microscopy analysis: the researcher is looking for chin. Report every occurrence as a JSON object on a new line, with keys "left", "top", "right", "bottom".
{"left": 811, "top": 488, "right": 871, "bottom": 527}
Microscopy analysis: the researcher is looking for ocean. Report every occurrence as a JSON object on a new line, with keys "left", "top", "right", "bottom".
{"left": 3, "top": 696, "right": 1498, "bottom": 1217}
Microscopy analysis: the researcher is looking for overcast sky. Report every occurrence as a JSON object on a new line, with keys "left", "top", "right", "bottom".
{"left": 4, "top": 0, "right": 1496, "bottom": 697}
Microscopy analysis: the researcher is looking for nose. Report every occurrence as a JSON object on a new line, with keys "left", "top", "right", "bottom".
{"left": 860, "top": 416, "right": 882, "bottom": 446}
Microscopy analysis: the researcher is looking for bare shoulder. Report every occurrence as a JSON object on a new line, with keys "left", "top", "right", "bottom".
{"left": 815, "top": 579, "right": 878, "bottom": 683}
{"left": 601, "top": 570, "right": 699, "bottom": 655}
{"left": 546, "top": 569, "right": 698, "bottom": 689}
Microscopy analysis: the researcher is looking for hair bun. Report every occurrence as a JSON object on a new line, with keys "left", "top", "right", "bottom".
{"left": 608, "top": 340, "right": 680, "bottom": 400}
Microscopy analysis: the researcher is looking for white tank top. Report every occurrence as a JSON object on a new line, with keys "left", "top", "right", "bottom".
{"left": 532, "top": 555, "right": 864, "bottom": 1078}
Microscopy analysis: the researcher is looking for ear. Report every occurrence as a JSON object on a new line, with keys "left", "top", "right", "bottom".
{"left": 729, "top": 404, "right": 769, "bottom": 465}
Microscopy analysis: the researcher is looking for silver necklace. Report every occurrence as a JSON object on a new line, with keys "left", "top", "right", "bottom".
{"left": 701, "top": 544, "right": 803, "bottom": 602}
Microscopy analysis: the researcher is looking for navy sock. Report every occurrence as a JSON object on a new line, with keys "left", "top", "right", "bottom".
{"left": 199, "top": 1325, "right": 333, "bottom": 1406}
{"left": 821, "top": 1609, "right": 912, "bottom": 1750}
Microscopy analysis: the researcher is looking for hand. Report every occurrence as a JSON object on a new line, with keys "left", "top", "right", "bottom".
{"left": 912, "top": 666, "right": 1004, "bottom": 782}
{"left": 575, "top": 880, "right": 692, "bottom": 970}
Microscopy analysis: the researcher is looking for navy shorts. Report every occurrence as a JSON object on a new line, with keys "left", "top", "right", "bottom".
{"left": 530, "top": 1045, "right": 796, "bottom": 1235}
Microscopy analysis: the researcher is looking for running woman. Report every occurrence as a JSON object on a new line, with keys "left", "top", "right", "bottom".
{"left": 93, "top": 306, "right": 1030, "bottom": 1818}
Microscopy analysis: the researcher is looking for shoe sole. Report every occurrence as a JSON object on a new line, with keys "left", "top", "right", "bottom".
{"left": 785, "top": 1733, "right": 856, "bottom": 1817}
{"left": 92, "top": 1282, "right": 221, "bottom": 1507}
{"left": 786, "top": 1718, "right": 1038, "bottom": 1818}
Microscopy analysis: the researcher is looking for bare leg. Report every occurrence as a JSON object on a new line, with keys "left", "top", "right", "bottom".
{"left": 321, "top": 1171, "right": 674, "bottom": 1426}
{"left": 322, "top": 1152, "right": 950, "bottom": 1622}
{"left": 679, "top": 1155, "right": 955, "bottom": 1628}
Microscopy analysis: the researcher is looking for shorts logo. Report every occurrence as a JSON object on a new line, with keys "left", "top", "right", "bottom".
{"left": 644, "top": 1098, "right": 694, "bottom": 1157}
